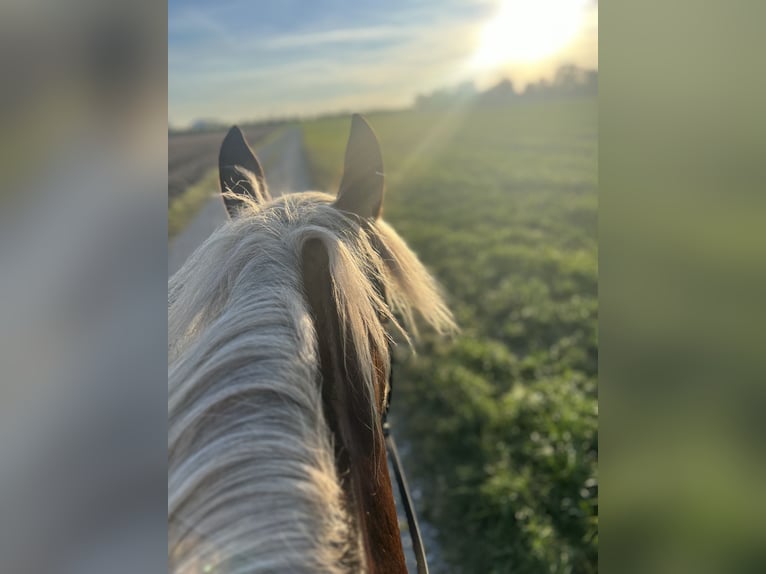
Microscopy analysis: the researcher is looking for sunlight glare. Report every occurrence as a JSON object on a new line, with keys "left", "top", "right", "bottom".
{"left": 472, "top": 0, "right": 589, "bottom": 69}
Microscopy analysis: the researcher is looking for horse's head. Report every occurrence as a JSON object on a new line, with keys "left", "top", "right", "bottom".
{"left": 169, "top": 116, "right": 452, "bottom": 574}
{"left": 218, "top": 116, "right": 427, "bottom": 572}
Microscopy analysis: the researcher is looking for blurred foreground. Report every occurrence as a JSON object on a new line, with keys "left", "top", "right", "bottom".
{"left": 0, "top": 1, "right": 166, "bottom": 572}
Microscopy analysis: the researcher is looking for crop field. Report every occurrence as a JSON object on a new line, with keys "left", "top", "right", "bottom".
{"left": 168, "top": 125, "right": 276, "bottom": 202}
{"left": 303, "top": 99, "right": 598, "bottom": 573}
{"left": 168, "top": 125, "right": 278, "bottom": 238}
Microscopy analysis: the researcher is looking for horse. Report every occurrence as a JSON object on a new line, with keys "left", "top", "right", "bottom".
{"left": 169, "top": 115, "right": 454, "bottom": 573}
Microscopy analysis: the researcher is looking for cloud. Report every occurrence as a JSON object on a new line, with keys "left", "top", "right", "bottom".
{"left": 263, "top": 25, "right": 411, "bottom": 50}
{"left": 170, "top": 16, "right": 481, "bottom": 125}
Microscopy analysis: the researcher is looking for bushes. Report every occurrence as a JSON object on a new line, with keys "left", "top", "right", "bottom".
{"left": 395, "top": 343, "right": 597, "bottom": 573}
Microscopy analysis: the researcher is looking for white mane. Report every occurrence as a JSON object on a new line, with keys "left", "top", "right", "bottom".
{"left": 168, "top": 191, "right": 454, "bottom": 573}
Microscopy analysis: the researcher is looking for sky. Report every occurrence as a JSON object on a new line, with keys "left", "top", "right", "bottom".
{"left": 169, "top": 0, "right": 598, "bottom": 128}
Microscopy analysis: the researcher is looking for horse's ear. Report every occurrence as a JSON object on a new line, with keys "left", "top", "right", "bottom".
{"left": 219, "top": 125, "right": 271, "bottom": 218}
{"left": 334, "top": 114, "right": 384, "bottom": 220}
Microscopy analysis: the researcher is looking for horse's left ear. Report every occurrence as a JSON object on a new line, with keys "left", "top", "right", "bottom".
{"left": 334, "top": 114, "right": 384, "bottom": 220}
{"left": 219, "top": 125, "right": 271, "bottom": 218}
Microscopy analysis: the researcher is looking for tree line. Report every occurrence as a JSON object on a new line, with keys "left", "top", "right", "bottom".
{"left": 415, "top": 64, "right": 598, "bottom": 109}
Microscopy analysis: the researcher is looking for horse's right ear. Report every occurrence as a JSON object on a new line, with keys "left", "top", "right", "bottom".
{"left": 334, "top": 114, "right": 384, "bottom": 221}
{"left": 219, "top": 125, "right": 271, "bottom": 218}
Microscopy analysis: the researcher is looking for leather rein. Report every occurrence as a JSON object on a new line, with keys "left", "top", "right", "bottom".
{"left": 381, "top": 328, "right": 429, "bottom": 574}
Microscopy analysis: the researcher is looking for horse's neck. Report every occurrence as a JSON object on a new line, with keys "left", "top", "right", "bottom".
{"left": 169, "top": 271, "right": 359, "bottom": 573}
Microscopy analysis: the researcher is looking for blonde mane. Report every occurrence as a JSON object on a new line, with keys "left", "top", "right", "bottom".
{"left": 168, "top": 191, "right": 454, "bottom": 573}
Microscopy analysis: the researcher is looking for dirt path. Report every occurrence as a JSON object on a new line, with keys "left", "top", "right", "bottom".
{"left": 168, "top": 125, "right": 311, "bottom": 276}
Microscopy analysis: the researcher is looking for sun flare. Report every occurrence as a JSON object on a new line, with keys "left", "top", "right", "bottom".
{"left": 472, "top": 0, "right": 589, "bottom": 69}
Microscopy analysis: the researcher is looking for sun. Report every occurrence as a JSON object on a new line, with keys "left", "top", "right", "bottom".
{"left": 472, "top": 0, "right": 589, "bottom": 69}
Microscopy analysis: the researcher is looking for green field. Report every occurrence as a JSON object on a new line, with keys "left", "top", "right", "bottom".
{"left": 303, "top": 99, "right": 598, "bottom": 573}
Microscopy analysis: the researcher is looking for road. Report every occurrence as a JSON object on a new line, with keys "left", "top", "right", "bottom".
{"left": 168, "top": 125, "right": 311, "bottom": 276}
